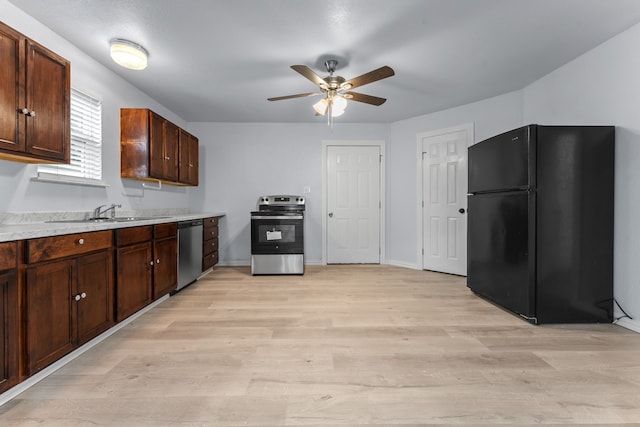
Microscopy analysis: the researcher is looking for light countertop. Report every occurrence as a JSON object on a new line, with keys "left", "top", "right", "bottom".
{"left": 0, "top": 212, "right": 225, "bottom": 243}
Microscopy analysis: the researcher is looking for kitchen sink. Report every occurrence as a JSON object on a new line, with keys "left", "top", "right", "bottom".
{"left": 46, "top": 216, "right": 170, "bottom": 223}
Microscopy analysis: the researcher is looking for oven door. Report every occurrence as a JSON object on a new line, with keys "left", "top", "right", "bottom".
{"left": 251, "top": 214, "right": 304, "bottom": 254}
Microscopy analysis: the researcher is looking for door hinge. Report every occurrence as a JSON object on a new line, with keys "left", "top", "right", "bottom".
{"left": 379, "top": 154, "right": 382, "bottom": 163}
{"left": 421, "top": 248, "right": 424, "bottom": 255}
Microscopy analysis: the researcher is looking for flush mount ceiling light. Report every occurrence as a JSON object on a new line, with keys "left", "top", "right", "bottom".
{"left": 110, "top": 39, "right": 148, "bottom": 70}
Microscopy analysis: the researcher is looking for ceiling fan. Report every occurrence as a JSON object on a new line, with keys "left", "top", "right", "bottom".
{"left": 268, "top": 59, "right": 395, "bottom": 119}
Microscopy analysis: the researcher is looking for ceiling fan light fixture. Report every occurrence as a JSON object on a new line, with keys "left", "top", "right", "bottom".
{"left": 110, "top": 38, "right": 148, "bottom": 70}
{"left": 313, "top": 98, "right": 329, "bottom": 115}
{"left": 332, "top": 96, "right": 347, "bottom": 113}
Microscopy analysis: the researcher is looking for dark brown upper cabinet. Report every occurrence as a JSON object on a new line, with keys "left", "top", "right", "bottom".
{"left": 120, "top": 108, "right": 199, "bottom": 186}
{"left": 0, "top": 21, "right": 70, "bottom": 164}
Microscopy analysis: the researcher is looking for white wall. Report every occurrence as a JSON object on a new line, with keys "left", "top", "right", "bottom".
{"left": 384, "top": 91, "right": 524, "bottom": 267}
{"left": 188, "top": 92, "right": 522, "bottom": 267}
{"left": 523, "top": 23, "right": 640, "bottom": 332}
{"left": 0, "top": 0, "right": 191, "bottom": 215}
{"left": 187, "top": 122, "right": 388, "bottom": 264}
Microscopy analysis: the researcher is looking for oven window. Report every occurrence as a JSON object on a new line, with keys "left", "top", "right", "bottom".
{"left": 257, "top": 224, "right": 296, "bottom": 243}
{"left": 251, "top": 217, "right": 304, "bottom": 254}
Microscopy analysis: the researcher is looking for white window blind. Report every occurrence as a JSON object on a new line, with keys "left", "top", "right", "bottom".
{"left": 37, "top": 88, "right": 103, "bottom": 184}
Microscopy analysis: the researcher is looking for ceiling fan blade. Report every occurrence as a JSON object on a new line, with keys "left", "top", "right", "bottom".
{"left": 344, "top": 91, "right": 387, "bottom": 106}
{"left": 291, "top": 65, "right": 327, "bottom": 87}
{"left": 267, "top": 92, "right": 321, "bottom": 101}
{"left": 343, "top": 66, "right": 395, "bottom": 90}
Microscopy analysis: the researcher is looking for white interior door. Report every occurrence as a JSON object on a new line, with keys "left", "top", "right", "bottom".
{"left": 419, "top": 126, "right": 470, "bottom": 275}
{"left": 327, "top": 145, "right": 380, "bottom": 264}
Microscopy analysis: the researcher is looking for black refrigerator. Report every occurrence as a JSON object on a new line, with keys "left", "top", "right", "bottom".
{"left": 467, "top": 124, "right": 614, "bottom": 324}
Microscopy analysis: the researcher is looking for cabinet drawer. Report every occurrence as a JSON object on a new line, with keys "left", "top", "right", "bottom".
{"left": 203, "top": 217, "right": 219, "bottom": 228}
{"left": 202, "top": 251, "right": 219, "bottom": 271}
{"left": 204, "top": 226, "right": 218, "bottom": 240}
{"left": 203, "top": 237, "right": 218, "bottom": 256}
{"left": 154, "top": 222, "right": 177, "bottom": 239}
{"left": 27, "top": 231, "right": 112, "bottom": 264}
{"left": 0, "top": 241, "right": 18, "bottom": 270}
{"left": 116, "top": 226, "right": 153, "bottom": 247}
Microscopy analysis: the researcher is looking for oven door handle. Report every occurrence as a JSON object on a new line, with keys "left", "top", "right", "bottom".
{"left": 251, "top": 215, "right": 304, "bottom": 220}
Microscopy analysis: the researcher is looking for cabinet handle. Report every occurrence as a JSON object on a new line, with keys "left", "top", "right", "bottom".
{"left": 78, "top": 238, "right": 85, "bottom": 245}
{"left": 81, "top": 292, "right": 87, "bottom": 299}
{"left": 74, "top": 294, "right": 81, "bottom": 301}
{"left": 188, "top": 163, "right": 194, "bottom": 167}
{"left": 164, "top": 156, "right": 171, "bottom": 160}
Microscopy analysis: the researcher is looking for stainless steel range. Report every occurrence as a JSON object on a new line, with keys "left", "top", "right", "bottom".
{"left": 251, "top": 195, "right": 305, "bottom": 275}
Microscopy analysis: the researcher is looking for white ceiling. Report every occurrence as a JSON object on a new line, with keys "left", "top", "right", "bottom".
{"left": 10, "top": 0, "right": 640, "bottom": 123}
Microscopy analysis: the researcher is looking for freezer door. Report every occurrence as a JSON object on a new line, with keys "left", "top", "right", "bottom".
{"left": 468, "top": 125, "right": 534, "bottom": 193}
{"left": 467, "top": 191, "right": 535, "bottom": 319}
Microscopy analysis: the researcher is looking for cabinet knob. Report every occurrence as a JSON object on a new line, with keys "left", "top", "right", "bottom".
{"left": 21, "top": 108, "right": 29, "bottom": 115}
{"left": 29, "top": 110, "right": 36, "bottom": 117}
{"left": 78, "top": 238, "right": 85, "bottom": 245}
{"left": 156, "top": 258, "right": 160, "bottom": 264}
{"left": 150, "top": 260, "right": 154, "bottom": 266}
{"left": 74, "top": 295, "right": 81, "bottom": 301}
{"left": 81, "top": 292, "right": 87, "bottom": 299}
{"left": 164, "top": 156, "right": 171, "bottom": 160}
{"left": 189, "top": 163, "right": 194, "bottom": 167}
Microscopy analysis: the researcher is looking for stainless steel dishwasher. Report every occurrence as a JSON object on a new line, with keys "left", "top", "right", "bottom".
{"left": 175, "top": 219, "right": 203, "bottom": 292}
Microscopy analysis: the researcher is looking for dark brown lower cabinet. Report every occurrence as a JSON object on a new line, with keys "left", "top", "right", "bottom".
{"left": 24, "top": 250, "right": 114, "bottom": 375}
{"left": 115, "top": 223, "right": 179, "bottom": 321}
{"left": 202, "top": 216, "right": 220, "bottom": 272}
{"left": 153, "top": 223, "right": 177, "bottom": 299}
{"left": 116, "top": 226, "right": 153, "bottom": 322}
{"left": 0, "top": 269, "right": 19, "bottom": 393}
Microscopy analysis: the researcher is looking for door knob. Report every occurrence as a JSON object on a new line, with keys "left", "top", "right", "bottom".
{"left": 459, "top": 208, "right": 466, "bottom": 214}
{"left": 328, "top": 212, "right": 333, "bottom": 218}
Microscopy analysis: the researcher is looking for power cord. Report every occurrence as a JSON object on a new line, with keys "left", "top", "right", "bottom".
{"left": 613, "top": 299, "right": 633, "bottom": 323}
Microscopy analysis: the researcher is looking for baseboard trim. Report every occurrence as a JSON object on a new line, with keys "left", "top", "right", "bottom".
{"left": 384, "top": 259, "right": 419, "bottom": 270}
{"left": 0, "top": 295, "right": 170, "bottom": 407}
{"left": 615, "top": 317, "right": 640, "bottom": 334}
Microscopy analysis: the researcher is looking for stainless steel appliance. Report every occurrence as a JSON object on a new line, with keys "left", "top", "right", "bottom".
{"left": 467, "top": 124, "right": 614, "bottom": 324}
{"left": 251, "top": 195, "right": 305, "bottom": 275}
{"left": 175, "top": 219, "right": 203, "bottom": 292}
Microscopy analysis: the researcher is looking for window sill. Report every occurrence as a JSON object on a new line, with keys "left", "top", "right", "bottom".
{"left": 31, "top": 174, "right": 109, "bottom": 188}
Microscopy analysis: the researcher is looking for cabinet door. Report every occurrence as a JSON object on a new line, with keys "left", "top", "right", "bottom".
{"left": 153, "top": 236, "right": 177, "bottom": 299}
{"left": 0, "top": 23, "right": 25, "bottom": 153}
{"left": 149, "top": 111, "right": 165, "bottom": 179}
{"left": 25, "top": 259, "right": 76, "bottom": 375}
{"left": 148, "top": 112, "right": 178, "bottom": 181}
{"left": 162, "top": 120, "right": 179, "bottom": 181}
{"left": 179, "top": 129, "right": 199, "bottom": 185}
{"left": 76, "top": 251, "right": 114, "bottom": 345}
{"left": 116, "top": 242, "right": 153, "bottom": 322}
{"left": 24, "top": 39, "right": 70, "bottom": 162}
{"left": 0, "top": 271, "right": 19, "bottom": 393}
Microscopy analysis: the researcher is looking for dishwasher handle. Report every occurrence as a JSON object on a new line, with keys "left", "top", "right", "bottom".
{"left": 178, "top": 219, "right": 203, "bottom": 229}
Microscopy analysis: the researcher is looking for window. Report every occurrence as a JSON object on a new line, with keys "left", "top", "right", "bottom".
{"left": 37, "top": 88, "right": 103, "bottom": 185}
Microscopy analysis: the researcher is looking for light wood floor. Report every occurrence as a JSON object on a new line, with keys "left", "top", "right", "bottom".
{"left": 2, "top": 265, "right": 640, "bottom": 426}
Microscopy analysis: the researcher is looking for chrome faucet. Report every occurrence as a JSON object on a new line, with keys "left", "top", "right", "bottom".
{"left": 93, "top": 203, "right": 121, "bottom": 219}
